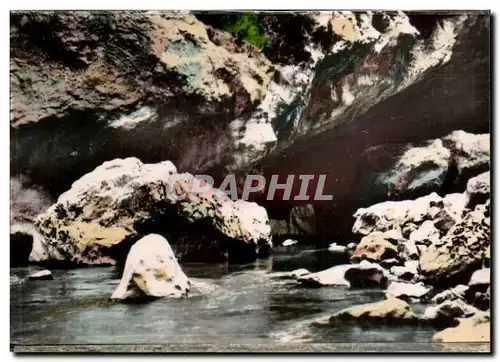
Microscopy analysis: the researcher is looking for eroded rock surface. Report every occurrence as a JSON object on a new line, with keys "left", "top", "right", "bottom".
{"left": 36, "top": 157, "right": 272, "bottom": 264}
{"left": 419, "top": 205, "right": 490, "bottom": 286}
{"left": 111, "top": 234, "right": 190, "bottom": 300}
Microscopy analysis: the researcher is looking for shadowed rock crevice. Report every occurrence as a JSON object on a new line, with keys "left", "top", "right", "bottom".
{"left": 10, "top": 232, "right": 33, "bottom": 266}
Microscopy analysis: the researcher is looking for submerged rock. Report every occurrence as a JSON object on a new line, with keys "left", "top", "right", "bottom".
{"left": 111, "top": 234, "right": 190, "bottom": 300}
{"left": 297, "top": 261, "right": 387, "bottom": 288}
{"left": 432, "top": 311, "right": 490, "bottom": 343}
{"left": 386, "top": 281, "right": 430, "bottom": 300}
{"left": 327, "top": 297, "right": 418, "bottom": 325}
{"left": 271, "top": 268, "right": 310, "bottom": 280}
{"left": 327, "top": 243, "right": 347, "bottom": 254}
{"left": 28, "top": 269, "right": 53, "bottom": 280}
{"left": 282, "top": 239, "right": 298, "bottom": 247}
{"left": 36, "top": 158, "right": 272, "bottom": 264}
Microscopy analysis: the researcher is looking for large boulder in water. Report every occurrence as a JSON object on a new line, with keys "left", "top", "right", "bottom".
{"left": 36, "top": 157, "right": 272, "bottom": 264}
{"left": 111, "top": 234, "right": 190, "bottom": 300}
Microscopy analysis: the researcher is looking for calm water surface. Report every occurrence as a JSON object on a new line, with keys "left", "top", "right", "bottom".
{"left": 11, "top": 247, "right": 437, "bottom": 345}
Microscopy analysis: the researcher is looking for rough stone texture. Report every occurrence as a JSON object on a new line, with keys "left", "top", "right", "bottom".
{"left": 269, "top": 205, "right": 316, "bottom": 241}
{"left": 431, "top": 284, "right": 469, "bottom": 304}
{"left": 269, "top": 219, "right": 289, "bottom": 237}
{"left": 375, "top": 139, "right": 451, "bottom": 200}
{"left": 10, "top": 10, "right": 490, "bottom": 256}
{"left": 466, "top": 268, "right": 490, "bottom": 311}
{"left": 350, "top": 231, "right": 399, "bottom": 262}
{"left": 390, "top": 265, "right": 415, "bottom": 281}
{"left": 35, "top": 157, "right": 272, "bottom": 264}
{"left": 398, "top": 240, "right": 420, "bottom": 261}
{"left": 328, "top": 297, "right": 418, "bottom": 325}
{"left": 465, "top": 171, "right": 490, "bottom": 209}
{"left": 10, "top": 11, "right": 273, "bottom": 128}
{"left": 288, "top": 204, "right": 316, "bottom": 236}
{"left": 10, "top": 177, "right": 56, "bottom": 265}
{"left": 432, "top": 311, "right": 490, "bottom": 343}
{"left": 366, "top": 131, "right": 490, "bottom": 203}
{"left": 409, "top": 220, "right": 440, "bottom": 246}
{"left": 352, "top": 193, "right": 443, "bottom": 236}
{"left": 297, "top": 261, "right": 387, "bottom": 288}
{"left": 419, "top": 206, "right": 490, "bottom": 286}
{"left": 424, "top": 299, "right": 479, "bottom": 327}
{"left": 111, "top": 234, "right": 190, "bottom": 300}
{"left": 442, "top": 131, "right": 490, "bottom": 185}
{"left": 10, "top": 10, "right": 277, "bottom": 202}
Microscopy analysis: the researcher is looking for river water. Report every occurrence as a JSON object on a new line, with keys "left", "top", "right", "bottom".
{"left": 11, "top": 247, "right": 438, "bottom": 347}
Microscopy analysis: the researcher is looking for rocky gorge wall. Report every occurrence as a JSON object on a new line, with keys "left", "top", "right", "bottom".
{"left": 10, "top": 10, "right": 491, "bottom": 257}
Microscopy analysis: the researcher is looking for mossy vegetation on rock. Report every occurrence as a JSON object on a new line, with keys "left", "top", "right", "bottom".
{"left": 221, "top": 14, "right": 268, "bottom": 51}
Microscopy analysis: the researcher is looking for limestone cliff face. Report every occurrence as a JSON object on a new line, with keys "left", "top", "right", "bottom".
{"left": 10, "top": 10, "right": 490, "bottom": 246}
{"left": 10, "top": 10, "right": 274, "bottom": 195}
